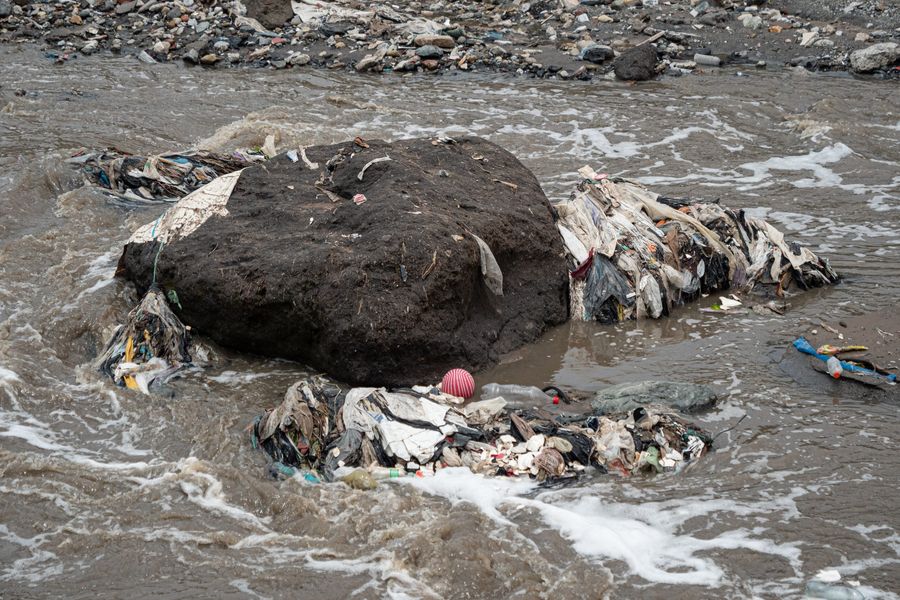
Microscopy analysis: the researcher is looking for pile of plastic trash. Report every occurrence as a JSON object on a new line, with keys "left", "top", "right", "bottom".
{"left": 67, "top": 147, "right": 264, "bottom": 204}
{"left": 793, "top": 337, "right": 897, "bottom": 388}
{"left": 250, "top": 376, "right": 713, "bottom": 486}
{"left": 556, "top": 167, "right": 839, "bottom": 322}
{"left": 96, "top": 286, "right": 194, "bottom": 394}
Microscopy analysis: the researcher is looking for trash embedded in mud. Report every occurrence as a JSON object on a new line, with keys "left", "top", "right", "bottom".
{"left": 115, "top": 136, "right": 568, "bottom": 386}
{"left": 250, "top": 376, "right": 714, "bottom": 488}
{"left": 66, "top": 147, "right": 263, "bottom": 205}
{"left": 556, "top": 168, "right": 839, "bottom": 323}
{"left": 96, "top": 286, "right": 193, "bottom": 394}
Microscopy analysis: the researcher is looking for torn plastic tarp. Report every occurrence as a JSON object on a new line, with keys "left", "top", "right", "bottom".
{"left": 557, "top": 169, "right": 839, "bottom": 322}
{"left": 251, "top": 376, "right": 714, "bottom": 484}
{"left": 128, "top": 169, "right": 245, "bottom": 245}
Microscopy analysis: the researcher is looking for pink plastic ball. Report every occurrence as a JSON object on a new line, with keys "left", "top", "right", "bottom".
{"left": 441, "top": 368, "right": 475, "bottom": 399}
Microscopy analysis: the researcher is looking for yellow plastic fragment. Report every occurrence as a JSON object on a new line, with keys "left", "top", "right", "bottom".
{"left": 123, "top": 335, "right": 138, "bottom": 390}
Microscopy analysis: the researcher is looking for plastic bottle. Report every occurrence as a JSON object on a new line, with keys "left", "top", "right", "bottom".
{"left": 369, "top": 467, "right": 406, "bottom": 480}
{"left": 804, "top": 580, "right": 864, "bottom": 600}
{"left": 826, "top": 356, "right": 843, "bottom": 379}
{"left": 481, "top": 383, "right": 553, "bottom": 404}
{"left": 693, "top": 53, "right": 721, "bottom": 67}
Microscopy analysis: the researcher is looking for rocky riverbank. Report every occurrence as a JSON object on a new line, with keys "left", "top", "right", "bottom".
{"left": 0, "top": 0, "right": 898, "bottom": 80}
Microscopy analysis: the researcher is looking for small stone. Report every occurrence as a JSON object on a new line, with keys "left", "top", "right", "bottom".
{"left": 739, "top": 14, "right": 764, "bottom": 30}
{"left": 0, "top": 0, "right": 12, "bottom": 18}
{"left": 854, "top": 32, "right": 871, "bottom": 43}
{"left": 415, "top": 44, "right": 443, "bottom": 60}
{"left": 421, "top": 58, "right": 439, "bottom": 70}
{"left": 153, "top": 40, "right": 170, "bottom": 54}
{"left": 597, "top": 14, "right": 614, "bottom": 23}
{"left": 581, "top": 44, "right": 614, "bottom": 63}
{"left": 272, "top": 59, "right": 286, "bottom": 68}
{"left": 213, "top": 40, "right": 229, "bottom": 52}
{"left": 137, "top": 50, "right": 156, "bottom": 64}
{"left": 69, "top": 13, "right": 83, "bottom": 25}
{"left": 183, "top": 48, "right": 199, "bottom": 63}
{"left": 200, "top": 52, "right": 219, "bottom": 65}
{"left": 196, "top": 20, "right": 209, "bottom": 34}
{"left": 80, "top": 39, "right": 98, "bottom": 54}
{"left": 115, "top": 0, "right": 136, "bottom": 15}
{"left": 849, "top": 42, "right": 899, "bottom": 73}
{"left": 414, "top": 34, "right": 455, "bottom": 49}
{"left": 288, "top": 52, "right": 310, "bottom": 66}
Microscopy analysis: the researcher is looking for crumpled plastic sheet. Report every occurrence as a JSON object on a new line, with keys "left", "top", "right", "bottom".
{"left": 251, "top": 376, "right": 714, "bottom": 484}
{"left": 96, "top": 287, "right": 192, "bottom": 395}
{"left": 66, "top": 148, "right": 257, "bottom": 205}
{"left": 556, "top": 169, "right": 839, "bottom": 322}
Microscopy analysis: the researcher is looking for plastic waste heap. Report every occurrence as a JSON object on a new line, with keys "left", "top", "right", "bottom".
{"left": 556, "top": 167, "right": 839, "bottom": 323}
{"left": 250, "top": 376, "right": 714, "bottom": 485}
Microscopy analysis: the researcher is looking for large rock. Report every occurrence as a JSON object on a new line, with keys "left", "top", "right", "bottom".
{"left": 849, "top": 42, "right": 899, "bottom": 73}
{"left": 591, "top": 381, "right": 718, "bottom": 415}
{"left": 117, "top": 137, "right": 570, "bottom": 386}
{"left": 613, "top": 44, "right": 659, "bottom": 81}
{"left": 244, "top": 0, "right": 293, "bottom": 30}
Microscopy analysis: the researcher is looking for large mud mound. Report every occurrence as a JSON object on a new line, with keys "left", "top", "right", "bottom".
{"left": 118, "top": 136, "right": 569, "bottom": 385}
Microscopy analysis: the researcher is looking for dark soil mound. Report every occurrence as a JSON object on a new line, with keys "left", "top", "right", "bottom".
{"left": 118, "top": 137, "right": 569, "bottom": 385}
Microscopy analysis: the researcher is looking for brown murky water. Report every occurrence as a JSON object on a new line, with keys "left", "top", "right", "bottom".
{"left": 1, "top": 45, "right": 899, "bottom": 599}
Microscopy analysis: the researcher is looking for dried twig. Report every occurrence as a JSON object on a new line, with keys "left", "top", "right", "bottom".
{"left": 421, "top": 249, "right": 437, "bottom": 279}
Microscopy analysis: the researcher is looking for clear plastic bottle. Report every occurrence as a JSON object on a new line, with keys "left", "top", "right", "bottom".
{"left": 369, "top": 467, "right": 406, "bottom": 480}
{"left": 481, "top": 383, "right": 553, "bottom": 404}
{"left": 826, "top": 356, "right": 843, "bottom": 379}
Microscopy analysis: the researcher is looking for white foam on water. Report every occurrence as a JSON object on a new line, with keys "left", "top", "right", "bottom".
{"left": 0, "top": 523, "right": 63, "bottom": 583}
{"left": 174, "top": 457, "right": 272, "bottom": 530}
{"left": 0, "top": 410, "right": 70, "bottom": 452}
{"left": 408, "top": 468, "right": 802, "bottom": 587}
{"left": 230, "top": 579, "right": 272, "bottom": 600}
{"left": 207, "top": 370, "right": 288, "bottom": 385}
{"left": 304, "top": 551, "right": 442, "bottom": 600}
{"left": 0, "top": 366, "right": 21, "bottom": 383}
{"left": 637, "top": 143, "right": 855, "bottom": 191}
{"left": 405, "top": 466, "right": 537, "bottom": 526}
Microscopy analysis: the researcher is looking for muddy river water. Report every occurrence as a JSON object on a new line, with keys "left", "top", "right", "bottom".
{"left": 1, "top": 46, "right": 898, "bottom": 599}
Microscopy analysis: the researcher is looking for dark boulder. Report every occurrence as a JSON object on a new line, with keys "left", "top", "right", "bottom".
{"left": 244, "top": 0, "right": 293, "bottom": 30}
{"left": 118, "top": 137, "right": 570, "bottom": 386}
{"left": 613, "top": 44, "right": 659, "bottom": 81}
